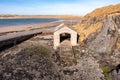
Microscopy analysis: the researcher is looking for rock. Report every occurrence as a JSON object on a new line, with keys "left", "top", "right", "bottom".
{"left": 58, "top": 55, "right": 105, "bottom": 80}
{"left": 52, "top": 45, "right": 105, "bottom": 80}
{"left": 0, "top": 46, "right": 60, "bottom": 80}
{"left": 88, "top": 14, "right": 120, "bottom": 54}
{"left": 109, "top": 64, "right": 120, "bottom": 80}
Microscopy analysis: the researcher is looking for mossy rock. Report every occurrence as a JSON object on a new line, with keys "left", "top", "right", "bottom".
{"left": 101, "top": 66, "right": 111, "bottom": 80}
{"left": 22, "top": 45, "right": 51, "bottom": 58}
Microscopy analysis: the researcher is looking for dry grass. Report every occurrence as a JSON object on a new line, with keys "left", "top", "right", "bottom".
{"left": 73, "top": 21, "right": 102, "bottom": 42}
{"left": 85, "top": 3, "right": 120, "bottom": 19}
{"left": 116, "top": 42, "right": 120, "bottom": 49}
{"left": 73, "top": 3, "right": 120, "bottom": 42}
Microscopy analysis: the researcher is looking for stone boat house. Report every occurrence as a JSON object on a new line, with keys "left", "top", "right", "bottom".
{"left": 54, "top": 23, "right": 77, "bottom": 49}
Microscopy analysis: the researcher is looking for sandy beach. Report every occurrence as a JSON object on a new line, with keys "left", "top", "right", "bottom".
{"left": 0, "top": 20, "right": 77, "bottom": 34}
{"left": 0, "top": 22, "right": 61, "bottom": 50}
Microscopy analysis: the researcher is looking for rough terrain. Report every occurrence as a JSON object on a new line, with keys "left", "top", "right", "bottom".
{"left": 0, "top": 33, "right": 105, "bottom": 80}
{"left": 0, "top": 3, "right": 120, "bottom": 80}
{"left": 74, "top": 3, "right": 120, "bottom": 80}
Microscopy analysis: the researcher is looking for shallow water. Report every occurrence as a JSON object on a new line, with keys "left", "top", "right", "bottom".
{"left": 0, "top": 18, "right": 59, "bottom": 27}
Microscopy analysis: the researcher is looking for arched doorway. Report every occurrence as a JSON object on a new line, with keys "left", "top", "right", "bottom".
{"left": 60, "top": 33, "right": 71, "bottom": 43}
{"left": 54, "top": 24, "right": 77, "bottom": 49}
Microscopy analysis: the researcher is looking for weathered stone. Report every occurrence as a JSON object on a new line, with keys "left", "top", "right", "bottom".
{"left": 54, "top": 23, "right": 77, "bottom": 49}
{"left": 88, "top": 15, "right": 120, "bottom": 54}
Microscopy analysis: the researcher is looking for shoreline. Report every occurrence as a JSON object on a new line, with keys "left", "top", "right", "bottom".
{"left": 0, "top": 15, "right": 82, "bottom": 20}
{"left": 0, "top": 21, "right": 62, "bottom": 34}
{"left": 0, "top": 19, "right": 79, "bottom": 34}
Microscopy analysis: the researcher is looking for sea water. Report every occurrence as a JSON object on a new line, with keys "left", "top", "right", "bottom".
{"left": 0, "top": 18, "right": 59, "bottom": 27}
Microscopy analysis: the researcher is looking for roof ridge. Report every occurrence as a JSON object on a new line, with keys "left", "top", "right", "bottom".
{"left": 54, "top": 23, "right": 77, "bottom": 32}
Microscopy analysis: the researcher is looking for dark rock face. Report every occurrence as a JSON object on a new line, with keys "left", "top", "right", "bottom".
{"left": 116, "top": 64, "right": 120, "bottom": 73}
{"left": 109, "top": 64, "right": 120, "bottom": 80}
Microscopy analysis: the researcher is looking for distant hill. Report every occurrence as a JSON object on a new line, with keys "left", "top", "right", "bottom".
{"left": 0, "top": 15, "right": 82, "bottom": 20}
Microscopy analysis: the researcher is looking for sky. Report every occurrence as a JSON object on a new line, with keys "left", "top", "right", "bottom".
{"left": 0, "top": 0, "right": 120, "bottom": 15}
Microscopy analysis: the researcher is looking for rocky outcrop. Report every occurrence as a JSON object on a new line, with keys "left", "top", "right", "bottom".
{"left": 88, "top": 14, "right": 120, "bottom": 54}
{"left": 74, "top": 4, "right": 120, "bottom": 80}
{"left": 53, "top": 45, "right": 105, "bottom": 80}
{"left": 58, "top": 56, "right": 105, "bottom": 80}
{"left": 85, "top": 14, "right": 120, "bottom": 80}
{"left": 0, "top": 41, "right": 105, "bottom": 80}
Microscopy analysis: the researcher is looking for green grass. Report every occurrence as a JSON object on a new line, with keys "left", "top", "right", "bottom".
{"left": 23, "top": 45, "right": 51, "bottom": 58}
{"left": 101, "top": 66, "right": 111, "bottom": 80}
